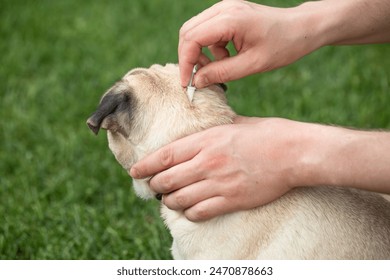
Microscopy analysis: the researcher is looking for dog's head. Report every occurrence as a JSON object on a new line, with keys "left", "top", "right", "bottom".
{"left": 87, "top": 63, "right": 236, "bottom": 199}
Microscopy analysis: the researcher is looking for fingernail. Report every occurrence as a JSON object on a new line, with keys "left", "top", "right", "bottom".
{"left": 130, "top": 167, "right": 140, "bottom": 178}
{"left": 195, "top": 75, "right": 209, "bottom": 88}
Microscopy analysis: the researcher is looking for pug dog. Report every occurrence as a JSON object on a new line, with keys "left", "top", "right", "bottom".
{"left": 87, "top": 64, "right": 390, "bottom": 259}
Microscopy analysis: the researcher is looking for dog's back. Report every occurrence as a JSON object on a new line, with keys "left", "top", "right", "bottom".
{"left": 256, "top": 186, "right": 390, "bottom": 259}
{"left": 162, "top": 186, "right": 390, "bottom": 259}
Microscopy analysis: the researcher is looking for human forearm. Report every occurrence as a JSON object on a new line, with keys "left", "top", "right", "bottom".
{"left": 294, "top": 125, "right": 390, "bottom": 194}
{"left": 296, "top": 0, "right": 390, "bottom": 47}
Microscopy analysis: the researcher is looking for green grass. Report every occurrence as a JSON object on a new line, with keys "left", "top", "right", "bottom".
{"left": 0, "top": 0, "right": 389, "bottom": 259}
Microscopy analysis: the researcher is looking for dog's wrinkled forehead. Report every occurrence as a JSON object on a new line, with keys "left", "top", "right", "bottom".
{"left": 126, "top": 68, "right": 158, "bottom": 81}
{"left": 126, "top": 64, "right": 178, "bottom": 80}
{"left": 124, "top": 64, "right": 227, "bottom": 95}
{"left": 125, "top": 64, "right": 180, "bottom": 91}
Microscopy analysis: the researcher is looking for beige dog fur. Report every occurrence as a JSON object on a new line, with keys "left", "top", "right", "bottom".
{"left": 87, "top": 63, "right": 390, "bottom": 259}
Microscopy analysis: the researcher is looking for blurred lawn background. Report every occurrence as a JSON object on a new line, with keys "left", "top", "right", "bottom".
{"left": 0, "top": 0, "right": 389, "bottom": 259}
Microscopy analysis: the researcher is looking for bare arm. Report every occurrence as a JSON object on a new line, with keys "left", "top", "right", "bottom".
{"left": 290, "top": 122, "right": 390, "bottom": 194}
{"left": 319, "top": 0, "right": 390, "bottom": 45}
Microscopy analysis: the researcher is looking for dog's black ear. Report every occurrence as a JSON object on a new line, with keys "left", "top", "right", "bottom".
{"left": 86, "top": 82, "right": 133, "bottom": 135}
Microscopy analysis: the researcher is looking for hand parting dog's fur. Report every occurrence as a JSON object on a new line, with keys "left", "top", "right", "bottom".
{"left": 87, "top": 63, "right": 390, "bottom": 259}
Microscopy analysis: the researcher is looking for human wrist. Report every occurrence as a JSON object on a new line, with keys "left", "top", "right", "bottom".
{"left": 279, "top": 1, "right": 336, "bottom": 61}
{"left": 250, "top": 120, "right": 333, "bottom": 191}
{"left": 288, "top": 124, "right": 354, "bottom": 189}
{"left": 286, "top": 1, "right": 332, "bottom": 51}
{"left": 290, "top": 0, "right": 368, "bottom": 48}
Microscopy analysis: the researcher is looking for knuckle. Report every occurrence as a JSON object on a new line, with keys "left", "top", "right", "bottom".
{"left": 229, "top": 3, "right": 246, "bottom": 14}
{"left": 188, "top": 206, "right": 210, "bottom": 222}
{"left": 180, "top": 25, "right": 195, "bottom": 42}
{"left": 215, "top": 64, "right": 231, "bottom": 83}
{"left": 225, "top": 1, "right": 250, "bottom": 15}
{"left": 174, "top": 193, "right": 187, "bottom": 209}
{"left": 150, "top": 173, "right": 175, "bottom": 193}
{"left": 204, "top": 154, "right": 228, "bottom": 170}
{"left": 149, "top": 175, "right": 161, "bottom": 192}
{"left": 159, "top": 146, "right": 174, "bottom": 168}
{"left": 164, "top": 192, "right": 187, "bottom": 210}
{"left": 160, "top": 173, "right": 175, "bottom": 193}
{"left": 179, "top": 25, "right": 187, "bottom": 38}
{"left": 204, "top": 157, "right": 219, "bottom": 170}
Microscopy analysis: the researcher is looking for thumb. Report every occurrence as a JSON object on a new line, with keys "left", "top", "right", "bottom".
{"left": 194, "top": 53, "right": 255, "bottom": 88}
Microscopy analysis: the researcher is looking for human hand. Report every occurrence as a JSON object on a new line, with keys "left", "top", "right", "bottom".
{"left": 178, "top": 0, "right": 323, "bottom": 88}
{"left": 130, "top": 117, "right": 311, "bottom": 221}
{"left": 129, "top": 115, "right": 390, "bottom": 221}
{"left": 179, "top": 0, "right": 390, "bottom": 88}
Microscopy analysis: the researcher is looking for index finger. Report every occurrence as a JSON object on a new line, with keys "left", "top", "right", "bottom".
{"left": 178, "top": 2, "right": 228, "bottom": 87}
{"left": 179, "top": 8, "right": 238, "bottom": 86}
{"left": 178, "top": 40, "right": 202, "bottom": 87}
{"left": 130, "top": 135, "right": 202, "bottom": 179}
